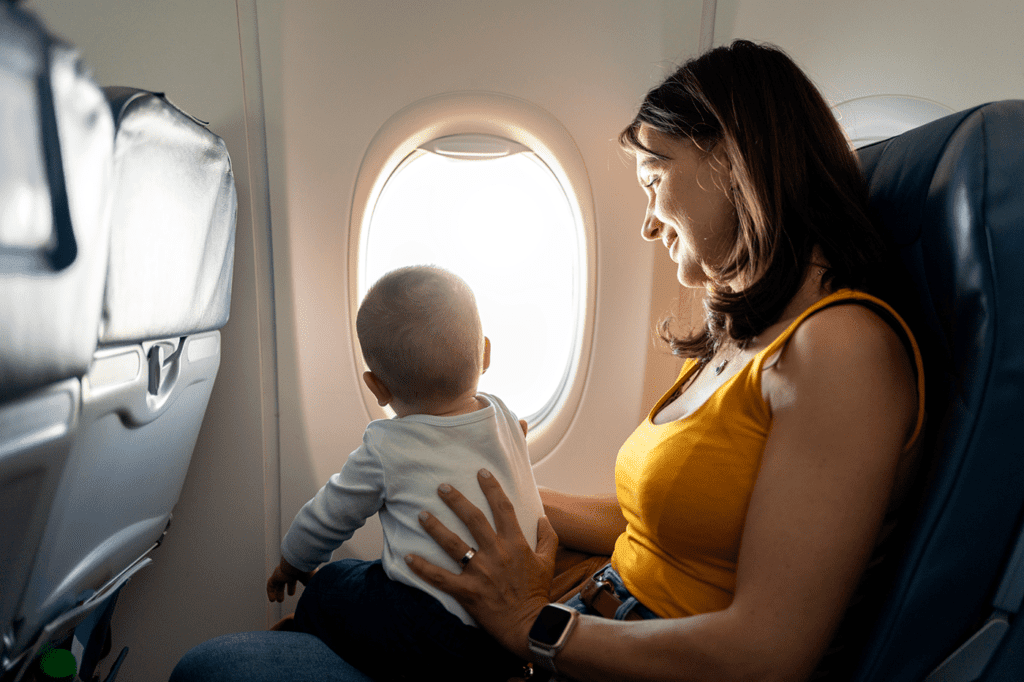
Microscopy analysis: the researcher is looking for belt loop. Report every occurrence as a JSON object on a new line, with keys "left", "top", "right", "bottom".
{"left": 614, "top": 596, "right": 640, "bottom": 621}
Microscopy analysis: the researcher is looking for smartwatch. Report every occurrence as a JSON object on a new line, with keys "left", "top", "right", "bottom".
{"left": 527, "top": 603, "right": 580, "bottom": 675}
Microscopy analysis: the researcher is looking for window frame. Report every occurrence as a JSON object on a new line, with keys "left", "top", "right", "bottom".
{"left": 348, "top": 92, "right": 597, "bottom": 463}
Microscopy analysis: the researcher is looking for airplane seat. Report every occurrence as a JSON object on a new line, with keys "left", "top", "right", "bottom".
{"left": 847, "top": 100, "right": 1024, "bottom": 681}
{"left": 1, "top": 4, "right": 238, "bottom": 680}
{"left": 8, "top": 88, "right": 237, "bottom": 676}
{"left": 0, "top": 2, "right": 114, "bottom": 675}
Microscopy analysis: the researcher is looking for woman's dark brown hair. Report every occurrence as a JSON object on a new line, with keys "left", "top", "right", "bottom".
{"left": 621, "top": 39, "right": 892, "bottom": 361}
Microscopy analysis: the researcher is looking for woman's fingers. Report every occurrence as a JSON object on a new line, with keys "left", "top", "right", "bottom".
{"left": 418, "top": 508, "right": 477, "bottom": 564}
{"left": 409, "top": 473, "right": 556, "bottom": 658}
{"left": 475, "top": 469, "right": 521, "bottom": 540}
{"left": 431, "top": 471, "right": 558, "bottom": 559}
{"left": 405, "top": 553, "right": 462, "bottom": 594}
{"left": 435, "top": 479, "right": 500, "bottom": 551}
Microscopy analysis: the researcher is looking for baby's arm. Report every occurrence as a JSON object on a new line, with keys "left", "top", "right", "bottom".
{"left": 268, "top": 441, "right": 385, "bottom": 601}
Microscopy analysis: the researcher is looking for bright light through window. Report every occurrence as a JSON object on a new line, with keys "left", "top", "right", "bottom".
{"left": 360, "top": 141, "right": 581, "bottom": 421}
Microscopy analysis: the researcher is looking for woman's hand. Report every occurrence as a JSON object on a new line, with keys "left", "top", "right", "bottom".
{"left": 405, "top": 469, "right": 559, "bottom": 659}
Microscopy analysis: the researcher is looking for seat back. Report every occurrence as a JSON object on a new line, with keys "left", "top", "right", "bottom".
{"left": 852, "top": 101, "right": 1024, "bottom": 681}
{"left": 10, "top": 87, "right": 237, "bottom": 664}
{"left": 0, "top": 5, "right": 113, "bottom": 402}
{"left": 0, "top": 3, "right": 113, "bottom": 668}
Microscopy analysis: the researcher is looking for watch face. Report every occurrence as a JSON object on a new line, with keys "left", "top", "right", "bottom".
{"left": 528, "top": 605, "right": 575, "bottom": 646}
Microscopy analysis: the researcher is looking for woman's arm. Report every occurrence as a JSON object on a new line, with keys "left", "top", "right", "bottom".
{"left": 409, "top": 305, "right": 917, "bottom": 682}
{"left": 539, "top": 487, "right": 625, "bottom": 556}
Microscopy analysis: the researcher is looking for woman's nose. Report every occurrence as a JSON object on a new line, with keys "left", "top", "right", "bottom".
{"left": 641, "top": 209, "right": 662, "bottom": 241}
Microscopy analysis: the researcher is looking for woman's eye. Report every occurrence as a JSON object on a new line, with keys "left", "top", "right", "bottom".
{"left": 642, "top": 176, "right": 658, "bottom": 188}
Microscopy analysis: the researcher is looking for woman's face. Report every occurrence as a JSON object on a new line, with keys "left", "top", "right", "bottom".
{"left": 634, "top": 124, "right": 737, "bottom": 288}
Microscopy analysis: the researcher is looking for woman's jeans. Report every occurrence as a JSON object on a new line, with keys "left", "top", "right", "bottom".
{"left": 168, "top": 559, "right": 659, "bottom": 682}
{"left": 564, "top": 563, "right": 662, "bottom": 621}
{"left": 169, "top": 631, "right": 374, "bottom": 682}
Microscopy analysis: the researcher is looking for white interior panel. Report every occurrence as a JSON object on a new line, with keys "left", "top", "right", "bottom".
{"left": 715, "top": 0, "right": 1023, "bottom": 112}
{"left": 261, "top": 1, "right": 703, "bottom": 566}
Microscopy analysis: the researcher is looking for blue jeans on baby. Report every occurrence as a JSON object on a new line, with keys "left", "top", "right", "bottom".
{"left": 292, "top": 559, "right": 660, "bottom": 681}
{"left": 292, "top": 559, "right": 525, "bottom": 681}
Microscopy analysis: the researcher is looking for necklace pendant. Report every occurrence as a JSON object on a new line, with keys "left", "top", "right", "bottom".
{"left": 714, "top": 359, "right": 728, "bottom": 376}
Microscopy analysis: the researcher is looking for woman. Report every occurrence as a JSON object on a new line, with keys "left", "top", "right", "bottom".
{"left": 171, "top": 39, "right": 924, "bottom": 682}
{"left": 404, "top": 39, "right": 925, "bottom": 682}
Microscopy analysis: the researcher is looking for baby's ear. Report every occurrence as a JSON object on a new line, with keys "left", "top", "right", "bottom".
{"left": 482, "top": 336, "right": 491, "bottom": 374}
{"left": 362, "top": 371, "right": 392, "bottom": 406}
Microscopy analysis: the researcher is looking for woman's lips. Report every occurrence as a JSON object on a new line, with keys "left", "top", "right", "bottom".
{"left": 664, "top": 233, "right": 678, "bottom": 261}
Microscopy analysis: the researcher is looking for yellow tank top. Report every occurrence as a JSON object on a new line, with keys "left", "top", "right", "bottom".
{"left": 611, "top": 289, "right": 925, "bottom": 619}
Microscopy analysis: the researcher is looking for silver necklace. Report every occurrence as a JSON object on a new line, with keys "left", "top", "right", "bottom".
{"left": 711, "top": 339, "right": 750, "bottom": 376}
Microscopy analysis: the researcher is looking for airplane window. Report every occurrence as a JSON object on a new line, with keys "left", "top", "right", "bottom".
{"left": 358, "top": 133, "right": 582, "bottom": 424}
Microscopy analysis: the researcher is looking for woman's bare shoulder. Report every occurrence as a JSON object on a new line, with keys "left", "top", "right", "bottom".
{"left": 773, "top": 301, "right": 913, "bottom": 383}
{"left": 761, "top": 299, "right": 918, "bottom": 443}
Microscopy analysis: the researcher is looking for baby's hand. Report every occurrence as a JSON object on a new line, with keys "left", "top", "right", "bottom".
{"left": 519, "top": 419, "right": 528, "bottom": 436}
{"left": 266, "top": 566, "right": 295, "bottom": 603}
{"left": 266, "top": 558, "right": 314, "bottom": 602}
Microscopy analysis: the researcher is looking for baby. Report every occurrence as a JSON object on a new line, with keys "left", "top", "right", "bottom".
{"left": 267, "top": 265, "right": 544, "bottom": 681}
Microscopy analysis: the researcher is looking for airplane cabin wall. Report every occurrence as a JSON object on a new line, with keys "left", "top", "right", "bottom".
{"left": 715, "top": 0, "right": 1023, "bottom": 112}
{"left": 260, "top": 0, "right": 701, "bottom": 605}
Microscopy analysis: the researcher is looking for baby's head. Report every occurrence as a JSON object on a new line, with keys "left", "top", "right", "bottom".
{"left": 356, "top": 266, "right": 486, "bottom": 413}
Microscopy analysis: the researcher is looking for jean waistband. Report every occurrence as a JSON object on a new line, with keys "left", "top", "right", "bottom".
{"left": 579, "top": 565, "right": 660, "bottom": 621}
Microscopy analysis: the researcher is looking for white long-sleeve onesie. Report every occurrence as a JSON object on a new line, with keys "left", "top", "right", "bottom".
{"left": 281, "top": 392, "right": 544, "bottom": 626}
